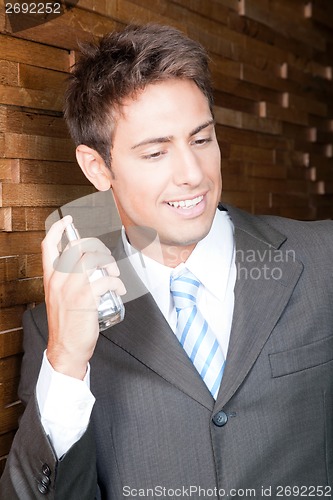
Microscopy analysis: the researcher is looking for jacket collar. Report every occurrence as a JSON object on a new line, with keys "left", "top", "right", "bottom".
{"left": 99, "top": 206, "right": 303, "bottom": 411}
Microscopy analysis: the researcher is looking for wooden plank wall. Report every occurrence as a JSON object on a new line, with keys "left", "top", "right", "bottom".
{"left": 0, "top": 0, "right": 332, "bottom": 474}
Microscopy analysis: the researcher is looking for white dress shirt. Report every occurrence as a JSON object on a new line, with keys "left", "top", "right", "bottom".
{"left": 122, "top": 209, "right": 236, "bottom": 358}
{"left": 36, "top": 209, "right": 236, "bottom": 458}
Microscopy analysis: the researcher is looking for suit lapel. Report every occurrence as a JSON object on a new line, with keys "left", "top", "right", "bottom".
{"left": 99, "top": 207, "right": 303, "bottom": 412}
{"left": 215, "top": 207, "right": 304, "bottom": 409}
{"left": 99, "top": 235, "right": 214, "bottom": 411}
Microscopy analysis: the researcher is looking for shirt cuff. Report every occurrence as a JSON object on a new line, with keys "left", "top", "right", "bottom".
{"left": 36, "top": 351, "right": 96, "bottom": 459}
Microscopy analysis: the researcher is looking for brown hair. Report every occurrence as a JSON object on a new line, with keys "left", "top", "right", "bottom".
{"left": 64, "top": 24, "right": 213, "bottom": 169}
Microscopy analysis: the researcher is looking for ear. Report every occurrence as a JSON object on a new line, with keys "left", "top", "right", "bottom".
{"left": 76, "top": 144, "right": 112, "bottom": 191}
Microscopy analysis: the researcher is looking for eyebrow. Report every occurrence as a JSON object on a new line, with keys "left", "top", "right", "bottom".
{"left": 131, "top": 119, "right": 215, "bottom": 150}
{"left": 190, "top": 119, "right": 215, "bottom": 137}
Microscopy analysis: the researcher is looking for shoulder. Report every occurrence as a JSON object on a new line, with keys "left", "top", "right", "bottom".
{"left": 258, "top": 214, "right": 333, "bottom": 255}
{"left": 20, "top": 303, "right": 48, "bottom": 404}
{"left": 23, "top": 302, "right": 48, "bottom": 341}
{"left": 225, "top": 204, "right": 333, "bottom": 245}
{"left": 225, "top": 204, "right": 333, "bottom": 263}
{"left": 260, "top": 213, "right": 333, "bottom": 235}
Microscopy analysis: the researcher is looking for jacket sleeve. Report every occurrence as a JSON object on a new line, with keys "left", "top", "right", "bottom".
{"left": 0, "top": 306, "right": 98, "bottom": 500}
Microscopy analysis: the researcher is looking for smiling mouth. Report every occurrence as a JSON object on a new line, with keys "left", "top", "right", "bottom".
{"left": 167, "top": 195, "right": 204, "bottom": 209}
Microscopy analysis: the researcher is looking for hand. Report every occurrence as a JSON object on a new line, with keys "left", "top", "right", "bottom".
{"left": 42, "top": 216, "right": 126, "bottom": 379}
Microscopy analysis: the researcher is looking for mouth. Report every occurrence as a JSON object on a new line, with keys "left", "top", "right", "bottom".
{"left": 167, "top": 195, "right": 204, "bottom": 209}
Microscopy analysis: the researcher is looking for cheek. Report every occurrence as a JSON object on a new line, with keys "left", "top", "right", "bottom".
{"left": 212, "top": 151, "right": 222, "bottom": 183}
{"left": 198, "top": 144, "right": 220, "bottom": 174}
{"left": 134, "top": 170, "right": 170, "bottom": 201}
{"left": 212, "top": 145, "right": 221, "bottom": 170}
{"left": 114, "top": 176, "right": 161, "bottom": 219}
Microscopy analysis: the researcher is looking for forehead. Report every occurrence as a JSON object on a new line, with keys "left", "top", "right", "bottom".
{"left": 112, "top": 79, "right": 212, "bottom": 142}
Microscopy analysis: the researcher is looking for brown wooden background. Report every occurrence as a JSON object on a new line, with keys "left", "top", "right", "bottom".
{"left": 0, "top": 0, "right": 333, "bottom": 474}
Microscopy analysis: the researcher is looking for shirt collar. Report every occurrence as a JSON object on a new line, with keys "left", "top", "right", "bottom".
{"left": 184, "top": 210, "right": 234, "bottom": 301}
{"left": 121, "top": 209, "right": 234, "bottom": 302}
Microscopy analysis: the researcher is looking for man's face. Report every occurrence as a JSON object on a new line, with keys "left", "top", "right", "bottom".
{"left": 110, "top": 78, "right": 222, "bottom": 266}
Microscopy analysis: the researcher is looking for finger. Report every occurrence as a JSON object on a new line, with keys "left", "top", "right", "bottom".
{"left": 80, "top": 253, "right": 118, "bottom": 275}
{"left": 42, "top": 216, "right": 73, "bottom": 281}
{"left": 56, "top": 242, "right": 114, "bottom": 274}
{"left": 63, "top": 237, "right": 112, "bottom": 256}
{"left": 102, "top": 260, "right": 120, "bottom": 277}
{"left": 90, "top": 276, "right": 127, "bottom": 297}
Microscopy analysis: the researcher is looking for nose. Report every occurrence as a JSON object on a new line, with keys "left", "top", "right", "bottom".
{"left": 172, "top": 145, "right": 204, "bottom": 186}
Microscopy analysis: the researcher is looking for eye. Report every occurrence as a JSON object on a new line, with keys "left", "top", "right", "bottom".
{"left": 192, "top": 137, "right": 213, "bottom": 146}
{"left": 141, "top": 150, "right": 167, "bottom": 160}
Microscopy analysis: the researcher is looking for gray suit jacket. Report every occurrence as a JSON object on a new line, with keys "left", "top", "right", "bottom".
{"left": 1, "top": 206, "right": 333, "bottom": 499}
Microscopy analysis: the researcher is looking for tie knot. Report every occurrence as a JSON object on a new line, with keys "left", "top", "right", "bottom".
{"left": 170, "top": 270, "right": 201, "bottom": 312}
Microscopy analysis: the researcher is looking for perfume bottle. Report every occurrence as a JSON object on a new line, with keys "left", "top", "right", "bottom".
{"left": 63, "top": 220, "right": 125, "bottom": 331}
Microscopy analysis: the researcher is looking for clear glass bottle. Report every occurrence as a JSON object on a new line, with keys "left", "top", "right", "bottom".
{"left": 65, "top": 222, "right": 125, "bottom": 331}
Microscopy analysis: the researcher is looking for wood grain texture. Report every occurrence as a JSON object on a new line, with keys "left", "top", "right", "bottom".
{"left": 0, "top": 0, "right": 332, "bottom": 472}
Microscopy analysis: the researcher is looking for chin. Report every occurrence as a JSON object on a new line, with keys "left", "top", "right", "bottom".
{"left": 168, "top": 227, "right": 211, "bottom": 248}
{"left": 159, "top": 211, "right": 216, "bottom": 246}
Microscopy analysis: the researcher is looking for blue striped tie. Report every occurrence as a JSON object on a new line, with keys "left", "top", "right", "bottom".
{"left": 170, "top": 270, "right": 225, "bottom": 399}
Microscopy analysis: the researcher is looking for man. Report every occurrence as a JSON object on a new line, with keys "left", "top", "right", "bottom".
{"left": 1, "top": 24, "right": 332, "bottom": 499}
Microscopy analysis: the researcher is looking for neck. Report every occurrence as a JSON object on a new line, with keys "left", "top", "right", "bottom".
{"left": 156, "top": 243, "right": 195, "bottom": 268}
{"left": 125, "top": 225, "right": 195, "bottom": 267}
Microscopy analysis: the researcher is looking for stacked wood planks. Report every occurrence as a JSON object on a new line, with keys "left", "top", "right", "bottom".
{"left": 0, "top": 0, "right": 332, "bottom": 473}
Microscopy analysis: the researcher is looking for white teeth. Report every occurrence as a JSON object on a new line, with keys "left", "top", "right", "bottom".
{"left": 168, "top": 195, "right": 203, "bottom": 209}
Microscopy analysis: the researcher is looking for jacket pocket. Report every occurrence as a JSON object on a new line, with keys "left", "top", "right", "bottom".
{"left": 269, "top": 334, "right": 333, "bottom": 378}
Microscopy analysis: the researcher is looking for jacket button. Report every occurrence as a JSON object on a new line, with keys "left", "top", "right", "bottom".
{"left": 212, "top": 410, "right": 228, "bottom": 427}
{"left": 41, "top": 475, "right": 51, "bottom": 486}
{"left": 42, "top": 463, "right": 51, "bottom": 477}
{"left": 37, "top": 482, "right": 49, "bottom": 494}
